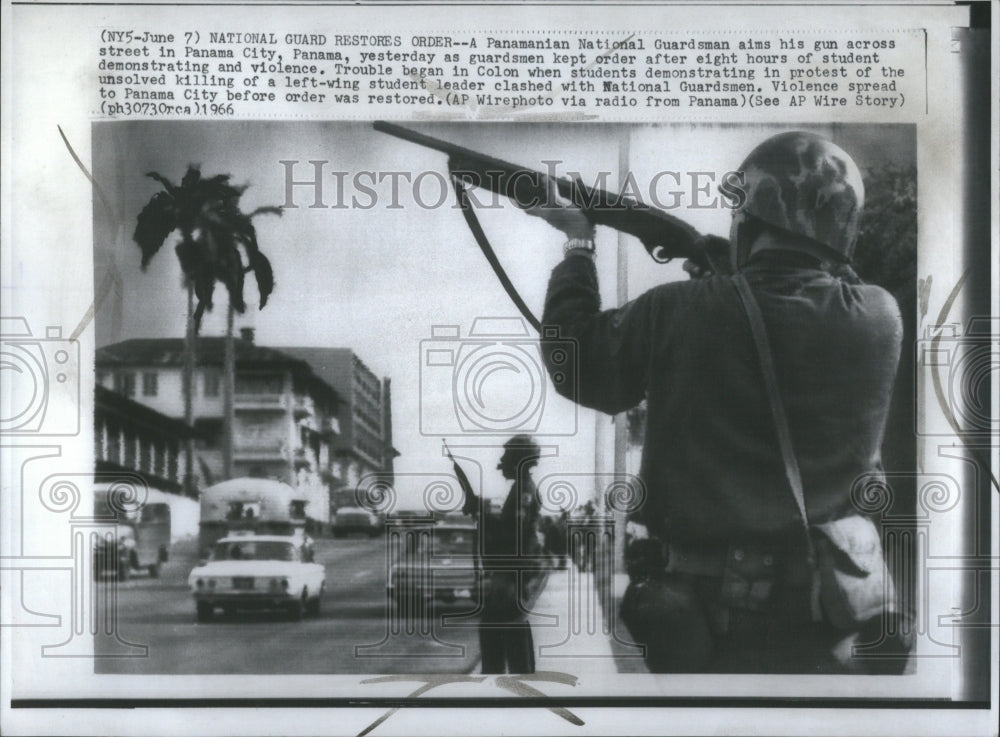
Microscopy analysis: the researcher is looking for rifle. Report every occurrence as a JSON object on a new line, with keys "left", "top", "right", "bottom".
{"left": 443, "top": 439, "right": 478, "bottom": 518}
{"left": 443, "top": 440, "right": 485, "bottom": 592}
{"left": 373, "top": 121, "right": 730, "bottom": 276}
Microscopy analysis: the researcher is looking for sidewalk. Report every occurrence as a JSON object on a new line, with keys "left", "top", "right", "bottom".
{"left": 529, "top": 565, "right": 649, "bottom": 675}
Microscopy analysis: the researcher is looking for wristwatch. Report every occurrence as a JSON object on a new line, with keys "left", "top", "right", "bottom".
{"left": 563, "top": 237, "right": 596, "bottom": 258}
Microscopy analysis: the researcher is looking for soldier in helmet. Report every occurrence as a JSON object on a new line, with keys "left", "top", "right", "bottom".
{"left": 533, "top": 132, "right": 906, "bottom": 673}
{"left": 460, "top": 434, "right": 543, "bottom": 673}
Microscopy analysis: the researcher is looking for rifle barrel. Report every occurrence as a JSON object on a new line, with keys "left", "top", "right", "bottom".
{"left": 373, "top": 121, "right": 708, "bottom": 267}
{"left": 374, "top": 121, "right": 558, "bottom": 188}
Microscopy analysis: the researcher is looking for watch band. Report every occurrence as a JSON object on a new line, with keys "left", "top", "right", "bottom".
{"left": 564, "top": 238, "right": 596, "bottom": 257}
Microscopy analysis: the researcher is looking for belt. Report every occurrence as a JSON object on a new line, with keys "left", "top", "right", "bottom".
{"left": 663, "top": 540, "right": 815, "bottom": 626}
{"left": 663, "top": 543, "right": 727, "bottom": 577}
{"left": 663, "top": 539, "right": 814, "bottom": 587}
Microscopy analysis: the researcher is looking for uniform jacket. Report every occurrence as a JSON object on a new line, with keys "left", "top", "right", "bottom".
{"left": 541, "top": 250, "right": 903, "bottom": 545}
{"left": 481, "top": 476, "right": 541, "bottom": 569}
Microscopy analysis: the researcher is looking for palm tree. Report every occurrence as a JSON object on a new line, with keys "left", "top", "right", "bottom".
{"left": 133, "top": 165, "right": 281, "bottom": 488}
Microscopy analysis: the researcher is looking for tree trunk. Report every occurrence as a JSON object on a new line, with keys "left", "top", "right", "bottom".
{"left": 183, "top": 283, "right": 196, "bottom": 498}
{"left": 222, "top": 302, "right": 235, "bottom": 480}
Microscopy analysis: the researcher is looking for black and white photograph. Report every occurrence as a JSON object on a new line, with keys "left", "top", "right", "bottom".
{"left": 85, "top": 119, "right": 926, "bottom": 677}
{"left": 1, "top": 2, "right": 996, "bottom": 736}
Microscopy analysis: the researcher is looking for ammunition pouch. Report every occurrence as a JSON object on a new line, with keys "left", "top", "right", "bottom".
{"left": 811, "top": 515, "right": 914, "bottom": 672}
{"left": 621, "top": 536, "right": 793, "bottom": 672}
{"left": 621, "top": 536, "right": 710, "bottom": 671}
{"left": 812, "top": 515, "right": 892, "bottom": 629}
{"left": 620, "top": 573, "right": 713, "bottom": 673}
{"left": 621, "top": 525, "right": 913, "bottom": 673}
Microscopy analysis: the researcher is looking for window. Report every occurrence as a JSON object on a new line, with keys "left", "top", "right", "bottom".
{"left": 123, "top": 429, "right": 137, "bottom": 468}
{"left": 213, "top": 541, "right": 297, "bottom": 562}
{"left": 139, "top": 438, "right": 152, "bottom": 473}
{"left": 203, "top": 371, "right": 221, "bottom": 397}
{"left": 154, "top": 442, "right": 167, "bottom": 477}
{"left": 142, "top": 371, "right": 158, "bottom": 396}
{"left": 114, "top": 372, "right": 135, "bottom": 398}
{"left": 107, "top": 422, "right": 121, "bottom": 464}
{"left": 166, "top": 440, "right": 179, "bottom": 481}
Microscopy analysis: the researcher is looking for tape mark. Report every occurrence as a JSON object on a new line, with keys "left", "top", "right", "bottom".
{"left": 929, "top": 269, "right": 998, "bottom": 492}
{"left": 57, "top": 125, "right": 123, "bottom": 342}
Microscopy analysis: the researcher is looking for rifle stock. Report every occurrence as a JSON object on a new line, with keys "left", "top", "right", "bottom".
{"left": 373, "top": 120, "right": 728, "bottom": 272}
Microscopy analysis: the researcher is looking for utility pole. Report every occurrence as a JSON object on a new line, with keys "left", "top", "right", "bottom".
{"left": 222, "top": 303, "right": 234, "bottom": 480}
{"left": 613, "top": 130, "right": 630, "bottom": 574}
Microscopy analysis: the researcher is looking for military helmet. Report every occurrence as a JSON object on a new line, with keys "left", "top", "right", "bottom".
{"left": 732, "top": 131, "right": 865, "bottom": 266}
{"left": 498, "top": 434, "right": 541, "bottom": 468}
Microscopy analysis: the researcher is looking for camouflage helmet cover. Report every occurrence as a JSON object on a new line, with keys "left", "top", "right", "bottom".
{"left": 735, "top": 131, "right": 865, "bottom": 260}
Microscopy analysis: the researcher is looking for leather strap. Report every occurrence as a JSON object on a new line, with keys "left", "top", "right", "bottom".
{"left": 450, "top": 173, "right": 542, "bottom": 332}
{"left": 732, "top": 274, "right": 821, "bottom": 617}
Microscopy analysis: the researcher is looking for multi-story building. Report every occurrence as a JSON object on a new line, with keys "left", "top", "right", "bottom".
{"left": 96, "top": 332, "right": 343, "bottom": 528}
{"left": 280, "top": 348, "right": 398, "bottom": 510}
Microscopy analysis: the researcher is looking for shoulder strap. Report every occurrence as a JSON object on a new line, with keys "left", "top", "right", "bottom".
{"left": 732, "top": 274, "right": 816, "bottom": 564}
{"left": 450, "top": 173, "right": 542, "bottom": 332}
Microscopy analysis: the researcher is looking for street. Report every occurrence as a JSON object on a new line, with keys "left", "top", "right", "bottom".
{"left": 96, "top": 535, "right": 482, "bottom": 674}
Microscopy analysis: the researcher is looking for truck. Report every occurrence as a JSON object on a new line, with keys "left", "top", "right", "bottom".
{"left": 92, "top": 483, "right": 171, "bottom": 580}
{"left": 198, "top": 478, "right": 308, "bottom": 558}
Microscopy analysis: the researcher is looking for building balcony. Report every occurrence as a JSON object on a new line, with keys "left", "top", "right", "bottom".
{"left": 234, "top": 393, "right": 287, "bottom": 411}
{"left": 233, "top": 442, "right": 288, "bottom": 461}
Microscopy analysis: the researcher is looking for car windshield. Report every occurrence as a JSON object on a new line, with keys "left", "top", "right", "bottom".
{"left": 213, "top": 541, "right": 298, "bottom": 562}
{"left": 432, "top": 529, "right": 474, "bottom": 556}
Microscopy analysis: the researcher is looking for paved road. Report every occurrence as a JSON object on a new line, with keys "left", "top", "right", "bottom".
{"left": 96, "top": 536, "right": 482, "bottom": 674}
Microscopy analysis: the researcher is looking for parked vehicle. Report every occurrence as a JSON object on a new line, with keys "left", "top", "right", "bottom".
{"left": 92, "top": 486, "right": 171, "bottom": 580}
{"left": 199, "top": 478, "right": 307, "bottom": 556}
{"left": 188, "top": 534, "right": 325, "bottom": 622}
{"left": 331, "top": 506, "right": 380, "bottom": 538}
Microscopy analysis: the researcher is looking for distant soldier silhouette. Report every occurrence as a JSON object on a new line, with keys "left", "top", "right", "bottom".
{"left": 453, "top": 435, "right": 543, "bottom": 674}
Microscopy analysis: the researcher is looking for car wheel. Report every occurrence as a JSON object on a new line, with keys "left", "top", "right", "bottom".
{"left": 288, "top": 592, "right": 306, "bottom": 621}
{"left": 306, "top": 585, "right": 322, "bottom": 617}
{"left": 196, "top": 602, "right": 213, "bottom": 623}
{"left": 147, "top": 563, "right": 160, "bottom": 578}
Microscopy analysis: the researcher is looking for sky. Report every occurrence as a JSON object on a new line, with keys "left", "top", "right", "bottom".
{"left": 91, "top": 121, "right": 915, "bottom": 509}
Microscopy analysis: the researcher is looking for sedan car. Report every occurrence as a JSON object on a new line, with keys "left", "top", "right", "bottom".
{"left": 388, "top": 523, "right": 480, "bottom": 615}
{"left": 188, "top": 534, "right": 325, "bottom": 622}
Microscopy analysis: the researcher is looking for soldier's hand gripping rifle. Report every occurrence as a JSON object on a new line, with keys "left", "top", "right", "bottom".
{"left": 373, "top": 121, "right": 731, "bottom": 330}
